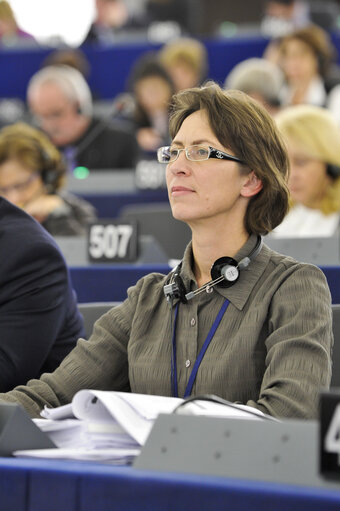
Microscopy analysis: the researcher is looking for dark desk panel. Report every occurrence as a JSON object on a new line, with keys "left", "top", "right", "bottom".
{"left": 70, "top": 264, "right": 170, "bottom": 303}
{"left": 321, "top": 267, "right": 340, "bottom": 304}
{"left": 3, "top": 33, "right": 340, "bottom": 101}
{"left": 0, "top": 36, "right": 267, "bottom": 101}
{"left": 80, "top": 190, "right": 168, "bottom": 218}
{"left": 68, "top": 264, "right": 339, "bottom": 304}
{"left": 1, "top": 457, "right": 340, "bottom": 511}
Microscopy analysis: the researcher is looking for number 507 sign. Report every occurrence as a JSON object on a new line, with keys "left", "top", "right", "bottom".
{"left": 87, "top": 220, "right": 138, "bottom": 263}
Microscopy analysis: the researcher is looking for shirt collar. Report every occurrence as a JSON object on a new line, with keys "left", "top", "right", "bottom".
{"left": 179, "top": 234, "right": 271, "bottom": 310}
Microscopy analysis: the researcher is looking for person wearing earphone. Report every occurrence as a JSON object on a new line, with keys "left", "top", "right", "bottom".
{"left": 0, "top": 122, "right": 97, "bottom": 236}
{"left": 26, "top": 65, "right": 139, "bottom": 172}
{"left": 0, "top": 82, "right": 332, "bottom": 420}
{"left": 272, "top": 104, "right": 340, "bottom": 237}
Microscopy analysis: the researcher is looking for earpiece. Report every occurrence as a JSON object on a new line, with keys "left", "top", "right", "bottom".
{"left": 31, "top": 140, "right": 61, "bottom": 192}
{"left": 164, "top": 235, "right": 263, "bottom": 304}
{"left": 326, "top": 163, "right": 340, "bottom": 179}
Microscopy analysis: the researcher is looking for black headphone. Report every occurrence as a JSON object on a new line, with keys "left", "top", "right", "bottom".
{"left": 164, "top": 235, "right": 263, "bottom": 304}
{"left": 326, "top": 163, "right": 340, "bottom": 180}
{"left": 2, "top": 130, "right": 63, "bottom": 192}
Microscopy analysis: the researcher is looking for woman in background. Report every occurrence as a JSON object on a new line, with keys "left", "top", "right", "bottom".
{"left": 0, "top": 122, "right": 96, "bottom": 236}
{"left": 127, "top": 53, "right": 175, "bottom": 156}
{"left": 159, "top": 37, "right": 208, "bottom": 93}
{"left": 273, "top": 104, "right": 340, "bottom": 237}
{"left": 277, "top": 24, "right": 340, "bottom": 108}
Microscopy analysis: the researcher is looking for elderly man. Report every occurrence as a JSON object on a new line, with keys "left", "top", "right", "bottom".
{"left": 27, "top": 65, "right": 139, "bottom": 171}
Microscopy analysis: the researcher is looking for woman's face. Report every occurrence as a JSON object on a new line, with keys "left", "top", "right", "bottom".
{"left": 135, "top": 76, "right": 172, "bottom": 114}
{"left": 0, "top": 158, "right": 44, "bottom": 208}
{"left": 281, "top": 39, "right": 319, "bottom": 84}
{"left": 166, "top": 109, "right": 257, "bottom": 228}
{"left": 286, "top": 142, "right": 331, "bottom": 208}
{"left": 166, "top": 62, "right": 199, "bottom": 92}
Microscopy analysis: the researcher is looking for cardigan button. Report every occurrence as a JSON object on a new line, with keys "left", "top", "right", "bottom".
{"left": 185, "top": 359, "right": 191, "bottom": 368}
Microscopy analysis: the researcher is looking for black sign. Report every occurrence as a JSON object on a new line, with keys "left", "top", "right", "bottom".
{"left": 87, "top": 220, "right": 138, "bottom": 263}
{"left": 320, "top": 389, "right": 340, "bottom": 479}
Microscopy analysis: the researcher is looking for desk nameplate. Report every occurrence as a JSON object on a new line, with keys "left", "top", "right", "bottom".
{"left": 135, "top": 414, "right": 340, "bottom": 490}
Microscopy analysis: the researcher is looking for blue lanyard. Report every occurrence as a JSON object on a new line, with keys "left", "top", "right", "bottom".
{"left": 171, "top": 298, "right": 230, "bottom": 398}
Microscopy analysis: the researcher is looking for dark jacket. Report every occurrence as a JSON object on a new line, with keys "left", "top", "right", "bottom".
{"left": 0, "top": 197, "right": 84, "bottom": 391}
{"left": 42, "top": 191, "right": 97, "bottom": 236}
{"left": 61, "top": 118, "right": 139, "bottom": 171}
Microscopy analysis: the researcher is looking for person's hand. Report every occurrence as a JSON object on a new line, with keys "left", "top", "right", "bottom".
{"left": 136, "top": 128, "right": 162, "bottom": 152}
{"left": 24, "top": 194, "right": 65, "bottom": 223}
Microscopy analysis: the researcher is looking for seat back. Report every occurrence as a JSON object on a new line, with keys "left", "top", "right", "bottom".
{"left": 120, "top": 202, "right": 191, "bottom": 260}
{"left": 78, "top": 302, "right": 120, "bottom": 339}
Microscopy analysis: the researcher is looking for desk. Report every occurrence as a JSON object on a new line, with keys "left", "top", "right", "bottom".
{"left": 0, "top": 35, "right": 269, "bottom": 100}
{"left": 69, "top": 264, "right": 170, "bottom": 302}
{"left": 78, "top": 190, "right": 169, "bottom": 218}
{"left": 1, "top": 457, "right": 340, "bottom": 511}
{"left": 320, "top": 267, "right": 340, "bottom": 304}
{"left": 67, "top": 264, "right": 340, "bottom": 304}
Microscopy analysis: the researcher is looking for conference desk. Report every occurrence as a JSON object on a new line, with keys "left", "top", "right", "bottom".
{"left": 68, "top": 263, "right": 340, "bottom": 303}
{"left": 66, "top": 169, "right": 169, "bottom": 219}
{"left": 79, "top": 190, "right": 169, "bottom": 219}
{"left": 69, "top": 264, "right": 170, "bottom": 303}
{"left": 1, "top": 456, "right": 340, "bottom": 511}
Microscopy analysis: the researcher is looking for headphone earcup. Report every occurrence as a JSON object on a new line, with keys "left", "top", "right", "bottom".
{"left": 327, "top": 163, "right": 340, "bottom": 179}
{"left": 211, "top": 256, "right": 239, "bottom": 288}
{"left": 39, "top": 146, "right": 59, "bottom": 191}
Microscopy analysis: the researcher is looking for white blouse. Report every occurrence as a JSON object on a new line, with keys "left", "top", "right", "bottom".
{"left": 272, "top": 204, "right": 340, "bottom": 238}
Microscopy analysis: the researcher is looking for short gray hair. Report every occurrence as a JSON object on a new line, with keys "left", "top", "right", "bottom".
{"left": 27, "top": 65, "right": 93, "bottom": 116}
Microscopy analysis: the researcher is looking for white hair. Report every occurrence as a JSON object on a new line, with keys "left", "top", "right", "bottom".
{"left": 224, "top": 58, "right": 284, "bottom": 106}
{"left": 27, "top": 65, "right": 93, "bottom": 117}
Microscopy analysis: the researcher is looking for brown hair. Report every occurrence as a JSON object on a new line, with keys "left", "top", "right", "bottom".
{"left": 159, "top": 37, "right": 208, "bottom": 82}
{"left": 279, "top": 24, "right": 336, "bottom": 77}
{"left": 169, "top": 82, "right": 290, "bottom": 235}
{"left": 0, "top": 122, "right": 66, "bottom": 192}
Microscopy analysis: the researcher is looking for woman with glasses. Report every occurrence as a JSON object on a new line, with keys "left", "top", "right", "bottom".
{"left": 0, "top": 122, "right": 96, "bottom": 236}
{"left": 0, "top": 82, "right": 332, "bottom": 420}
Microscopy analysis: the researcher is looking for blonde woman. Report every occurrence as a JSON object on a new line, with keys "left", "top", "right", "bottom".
{"left": 273, "top": 104, "right": 340, "bottom": 237}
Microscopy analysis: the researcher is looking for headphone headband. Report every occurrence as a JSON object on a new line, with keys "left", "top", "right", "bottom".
{"left": 164, "top": 235, "right": 263, "bottom": 303}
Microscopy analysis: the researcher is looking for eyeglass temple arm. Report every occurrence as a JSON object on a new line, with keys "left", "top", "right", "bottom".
{"left": 209, "top": 147, "right": 244, "bottom": 164}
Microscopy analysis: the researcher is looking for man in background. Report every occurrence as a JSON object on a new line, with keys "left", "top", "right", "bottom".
{"left": 27, "top": 65, "right": 139, "bottom": 172}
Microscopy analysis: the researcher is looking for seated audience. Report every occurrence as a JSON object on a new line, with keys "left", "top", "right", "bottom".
{"left": 159, "top": 37, "right": 208, "bottom": 92}
{"left": 277, "top": 24, "right": 340, "bottom": 108}
{"left": 224, "top": 57, "right": 284, "bottom": 116}
{"left": 0, "top": 196, "right": 84, "bottom": 391}
{"left": 27, "top": 65, "right": 138, "bottom": 171}
{"left": 0, "top": 0, "right": 36, "bottom": 46}
{"left": 126, "top": 54, "right": 175, "bottom": 156}
{"left": 0, "top": 122, "right": 97, "bottom": 236}
{"left": 0, "top": 83, "right": 332, "bottom": 420}
{"left": 272, "top": 104, "right": 340, "bottom": 237}
{"left": 41, "top": 48, "right": 91, "bottom": 81}
{"left": 261, "top": 0, "right": 339, "bottom": 37}
{"left": 82, "top": 0, "right": 146, "bottom": 45}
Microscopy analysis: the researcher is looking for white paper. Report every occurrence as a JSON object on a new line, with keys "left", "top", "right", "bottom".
{"left": 13, "top": 447, "right": 140, "bottom": 463}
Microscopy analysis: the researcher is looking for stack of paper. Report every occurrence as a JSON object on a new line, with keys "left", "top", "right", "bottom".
{"left": 14, "top": 390, "right": 268, "bottom": 463}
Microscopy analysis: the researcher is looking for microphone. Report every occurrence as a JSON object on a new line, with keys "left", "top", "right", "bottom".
{"left": 67, "top": 93, "right": 136, "bottom": 167}
{"left": 110, "top": 93, "right": 136, "bottom": 117}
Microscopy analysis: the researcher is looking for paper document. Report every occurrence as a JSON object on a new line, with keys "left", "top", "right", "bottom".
{"left": 14, "top": 391, "right": 269, "bottom": 463}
